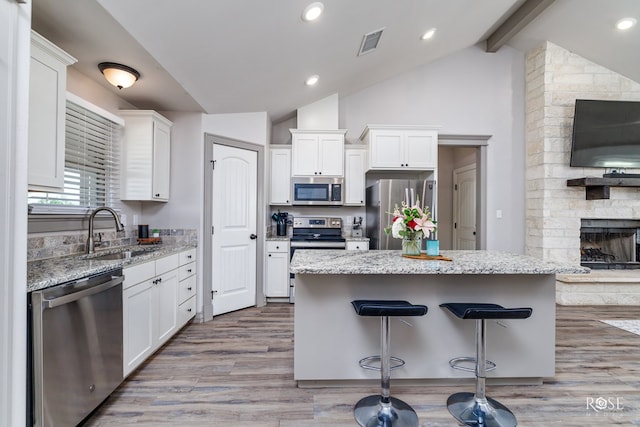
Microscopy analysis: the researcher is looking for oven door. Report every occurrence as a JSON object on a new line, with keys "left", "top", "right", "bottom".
{"left": 289, "top": 242, "right": 346, "bottom": 303}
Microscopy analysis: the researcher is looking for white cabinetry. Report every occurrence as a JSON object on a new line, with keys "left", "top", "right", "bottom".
{"left": 265, "top": 240, "right": 290, "bottom": 297}
{"left": 346, "top": 241, "right": 369, "bottom": 251}
{"left": 361, "top": 125, "right": 438, "bottom": 170}
{"left": 120, "top": 110, "right": 173, "bottom": 201}
{"left": 28, "top": 31, "right": 76, "bottom": 191}
{"left": 177, "top": 248, "right": 197, "bottom": 326}
{"left": 123, "top": 253, "right": 179, "bottom": 377}
{"left": 269, "top": 147, "right": 291, "bottom": 205}
{"left": 344, "top": 145, "right": 367, "bottom": 206}
{"left": 291, "top": 129, "right": 346, "bottom": 176}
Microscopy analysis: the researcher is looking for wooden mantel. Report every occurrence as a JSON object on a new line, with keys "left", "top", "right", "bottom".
{"left": 566, "top": 177, "right": 640, "bottom": 200}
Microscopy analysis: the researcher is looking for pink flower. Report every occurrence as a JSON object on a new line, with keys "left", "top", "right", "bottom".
{"left": 414, "top": 217, "right": 436, "bottom": 238}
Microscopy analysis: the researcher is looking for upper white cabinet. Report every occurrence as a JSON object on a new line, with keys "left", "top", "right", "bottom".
{"left": 291, "top": 129, "right": 346, "bottom": 176}
{"left": 28, "top": 31, "right": 77, "bottom": 191}
{"left": 344, "top": 145, "right": 367, "bottom": 206}
{"left": 360, "top": 125, "right": 438, "bottom": 171}
{"left": 120, "top": 110, "right": 173, "bottom": 201}
{"left": 269, "top": 147, "right": 291, "bottom": 205}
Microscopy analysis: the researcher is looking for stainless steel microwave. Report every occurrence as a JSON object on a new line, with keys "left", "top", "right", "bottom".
{"left": 292, "top": 177, "right": 343, "bottom": 205}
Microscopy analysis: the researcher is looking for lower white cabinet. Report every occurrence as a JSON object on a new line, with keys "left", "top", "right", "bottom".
{"left": 346, "top": 241, "right": 369, "bottom": 251}
{"left": 265, "top": 241, "right": 290, "bottom": 297}
{"left": 123, "top": 248, "right": 197, "bottom": 377}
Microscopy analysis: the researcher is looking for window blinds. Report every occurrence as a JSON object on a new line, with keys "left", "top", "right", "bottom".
{"left": 28, "top": 100, "right": 122, "bottom": 210}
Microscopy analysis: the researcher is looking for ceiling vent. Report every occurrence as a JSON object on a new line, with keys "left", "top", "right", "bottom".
{"left": 358, "top": 27, "right": 385, "bottom": 56}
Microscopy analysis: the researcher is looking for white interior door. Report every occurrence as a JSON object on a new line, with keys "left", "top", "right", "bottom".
{"left": 453, "top": 164, "right": 477, "bottom": 249}
{"left": 212, "top": 144, "right": 257, "bottom": 316}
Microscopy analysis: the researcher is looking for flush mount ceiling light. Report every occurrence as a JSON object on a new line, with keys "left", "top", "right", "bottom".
{"left": 98, "top": 62, "right": 140, "bottom": 89}
{"left": 421, "top": 28, "right": 437, "bottom": 40}
{"left": 305, "top": 75, "right": 319, "bottom": 86}
{"left": 302, "top": 2, "right": 324, "bottom": 22}
{"left": 616, "top": 17, "right": 637, "bottom": 30}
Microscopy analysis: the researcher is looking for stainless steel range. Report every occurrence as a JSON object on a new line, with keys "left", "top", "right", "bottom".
{"left": 289, "top": 217, "right": 345, "bottom": 302}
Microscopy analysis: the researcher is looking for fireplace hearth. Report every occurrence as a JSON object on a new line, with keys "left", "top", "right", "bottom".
{"left": 580, "top": 219, "right": 640, "bottom": 269}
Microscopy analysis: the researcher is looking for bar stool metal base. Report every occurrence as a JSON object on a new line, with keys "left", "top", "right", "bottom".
{"left": 354, "top": 395, "right": 419, "bottom": 427}
{"left": 447, "top": 392, "right": 517, "bottom": 427}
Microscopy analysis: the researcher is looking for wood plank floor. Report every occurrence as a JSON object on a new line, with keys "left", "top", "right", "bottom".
{"left": 83, "top": 304, "right": 640, "bottom": 426}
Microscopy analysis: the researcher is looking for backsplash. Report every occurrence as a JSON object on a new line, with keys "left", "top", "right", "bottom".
{"left": 27, "top": 228, "right": 198, "bottom": 261}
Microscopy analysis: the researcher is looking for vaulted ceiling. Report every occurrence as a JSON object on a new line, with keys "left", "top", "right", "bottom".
{"left": 31, "top": 0, "right": 640, "bottom": 122}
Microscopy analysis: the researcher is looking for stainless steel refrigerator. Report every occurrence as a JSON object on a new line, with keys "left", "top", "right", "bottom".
{"left": 366, "top": 179, "right": 436, "bottom": 250}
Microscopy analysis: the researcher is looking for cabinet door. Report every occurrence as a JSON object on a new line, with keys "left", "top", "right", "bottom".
{"left": 344, "top": 148, "right": 367, "bottom": 205}
{"left": 152, "top": 120, "right": 171, "bottom": 200}
{"left": 265, "top": 251, "right": 289, "bottom": 297}
{"left": 123, "top": 279, "right": 154, "bottom": 377}
{"left": 404, "top": 130, "right": 437, "bottom": 169}
{"left": 317, "top": 134, "right": 344, "bottom": 176}
{"left": 369, "top": 131, "right": 404, "bottom": 169}
{"left": 269, "top": 148, "right": 292, "bottom": 204}
{"left": 27, "top": 33, "right": 75, "bottom": 191}
{"left": 292, "top": 134, "right": 319, "bottom": 176}
{"left": 155, "top": 269, "right": 179, "bottom": 345}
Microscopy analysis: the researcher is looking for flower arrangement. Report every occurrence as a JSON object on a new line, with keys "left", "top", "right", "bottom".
{"left": 385, "top": 201, "right": 437, "bottom": 240}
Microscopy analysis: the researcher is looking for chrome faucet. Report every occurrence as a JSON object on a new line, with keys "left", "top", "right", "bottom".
{"left": 87, "top": 207, "right": 124, "bottom": 253}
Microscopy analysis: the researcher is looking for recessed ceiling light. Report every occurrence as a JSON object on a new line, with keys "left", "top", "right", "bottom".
{"left": 302, "top": 2, "right": 324, "bottom": 22}
{"left": 616, "top": 17, "right": 637, "bottom": 30}
{"left": 421, "top": 28, "right": 437, "bottom": 40}
{"left": 305, "top": 75, "right": 319, "bottom": 86}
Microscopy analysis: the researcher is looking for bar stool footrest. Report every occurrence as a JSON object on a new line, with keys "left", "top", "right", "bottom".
{"left": 449, "top": 356, "right": 496, "bottom": 373}
{"left": 358, "top": 355, "right": 406, "bottom": 371}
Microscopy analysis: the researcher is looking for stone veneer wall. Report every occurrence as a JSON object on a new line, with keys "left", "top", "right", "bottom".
{"left": 525, "top": 41, "right": 640, "bottom": 265}
{"left": 27, "top": 228, "right": 197, "bottom": 261}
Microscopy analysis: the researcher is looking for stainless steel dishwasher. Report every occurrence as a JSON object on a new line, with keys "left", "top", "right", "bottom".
{"left": 28, "top": 268, "right": 124, "bottom": 427}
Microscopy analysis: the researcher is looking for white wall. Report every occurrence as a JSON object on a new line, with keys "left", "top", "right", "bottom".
{"left": 202, "top": 112, "right": 270, "bottom": 146}
{"left": 340, "top": 44, "right": 526, "bottom": 252}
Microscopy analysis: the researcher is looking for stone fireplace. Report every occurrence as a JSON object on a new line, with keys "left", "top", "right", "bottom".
{"left": 525, "top": 42, "right": 640, "bottom": 305}
{"left": 580, "top": 219, "right": 640, "bottom": 269}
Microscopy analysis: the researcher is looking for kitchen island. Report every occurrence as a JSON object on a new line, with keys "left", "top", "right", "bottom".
{"left": 290, "top": 249, "right": 588, "bottom": 387}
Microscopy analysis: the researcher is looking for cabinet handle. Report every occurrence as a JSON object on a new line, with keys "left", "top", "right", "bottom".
{"left": 187, "top": 255, "right": 192, "bottom": 259}
{"left": 187, "top": 308, "right": 192, "bottom": 312}
{"left": 157, "top": 277, "right": 162, "bottom": 283}
{"left": 286, "top": 200, "right": 289, "bottom": 203}
{"left": 155, "top": 193, "right": 160, "bottom": 197}
{"left": 187, "top": 269, "right": 192, "bottom": 273}
{"left": 187, "top": 287, "right": 192, "bottom": 291}
{"left": 268, "top": 254, "right": 272, "bottom": 257}
{"left": 276, "top": 246, "right": 279, "bottom": 249}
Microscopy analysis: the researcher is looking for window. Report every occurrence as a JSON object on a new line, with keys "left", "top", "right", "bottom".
{"left": 28, "top": 95, "right": 123, "bottom": 212}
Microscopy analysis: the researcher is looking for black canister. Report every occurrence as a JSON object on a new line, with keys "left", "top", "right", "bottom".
{"left": 276, "top": 222, "right": 287, "bottom": 236}
{"left": 138, "top": 224, "right": 149, "bottom": 238}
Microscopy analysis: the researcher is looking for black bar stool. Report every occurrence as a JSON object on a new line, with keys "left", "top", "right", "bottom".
{"left": 351, "top": 300, "right": 428, "bottom": 427}
{"left": 440, "top": 303, "right": 532, "bottom": 427}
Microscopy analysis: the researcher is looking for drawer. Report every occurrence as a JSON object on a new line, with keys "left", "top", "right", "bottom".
{"left": 266, "top": 241, "right": 289, "bottom": 253}
{"left": 179, "top": 262, "right": 196, "bottom": 281}
{"left": 346, "top": 241, "right": 369, "bottom": 251}
{"left": 178, "top": 296, "right": 196, "bottom": 326}
{"left": 178, "top": 274, "right": 196, "bottom": 304}
{"left": 123, "top": 260, "right": 155, "bottom": 289}
{"left": 156, "top": 253, "right": 180, "bottom": 275}
{"left": 179, "top": 248, "right": 196, "bottom": 265}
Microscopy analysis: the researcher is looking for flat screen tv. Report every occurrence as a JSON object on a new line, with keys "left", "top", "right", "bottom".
{"left": 570, "top": 99, "right": 640, "bottom": 169}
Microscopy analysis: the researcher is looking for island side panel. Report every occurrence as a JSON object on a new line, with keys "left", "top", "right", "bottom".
{"left": 294, "top": 273, "right": 555, "bottom": 383}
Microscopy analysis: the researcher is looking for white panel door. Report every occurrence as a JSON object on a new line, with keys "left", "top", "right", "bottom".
{"left": 212, "top": 144, "right": 258, "bottom": 316}
{"left": 453, "top": 164, "right": 477, "bottom": 249}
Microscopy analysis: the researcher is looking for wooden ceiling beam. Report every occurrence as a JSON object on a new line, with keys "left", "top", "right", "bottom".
{"left": 486, "top": 0, "right": 555, "bottom": 52}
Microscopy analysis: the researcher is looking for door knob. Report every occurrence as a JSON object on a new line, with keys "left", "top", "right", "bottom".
{"left": 250, "top": 234, "right": 257, "bottom": 240}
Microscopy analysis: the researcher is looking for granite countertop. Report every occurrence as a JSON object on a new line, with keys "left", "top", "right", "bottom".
{"left": 27, "top": 244, "right": 195, "bottom": 292}
{"left": 290, "top": 249, "right": 590, "bottom": 275}
{"left": 266, "top": 236, "right": 290, "bottom": 241}
{"left": 345, "top": 237, "right": 369, "bottom": 242}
